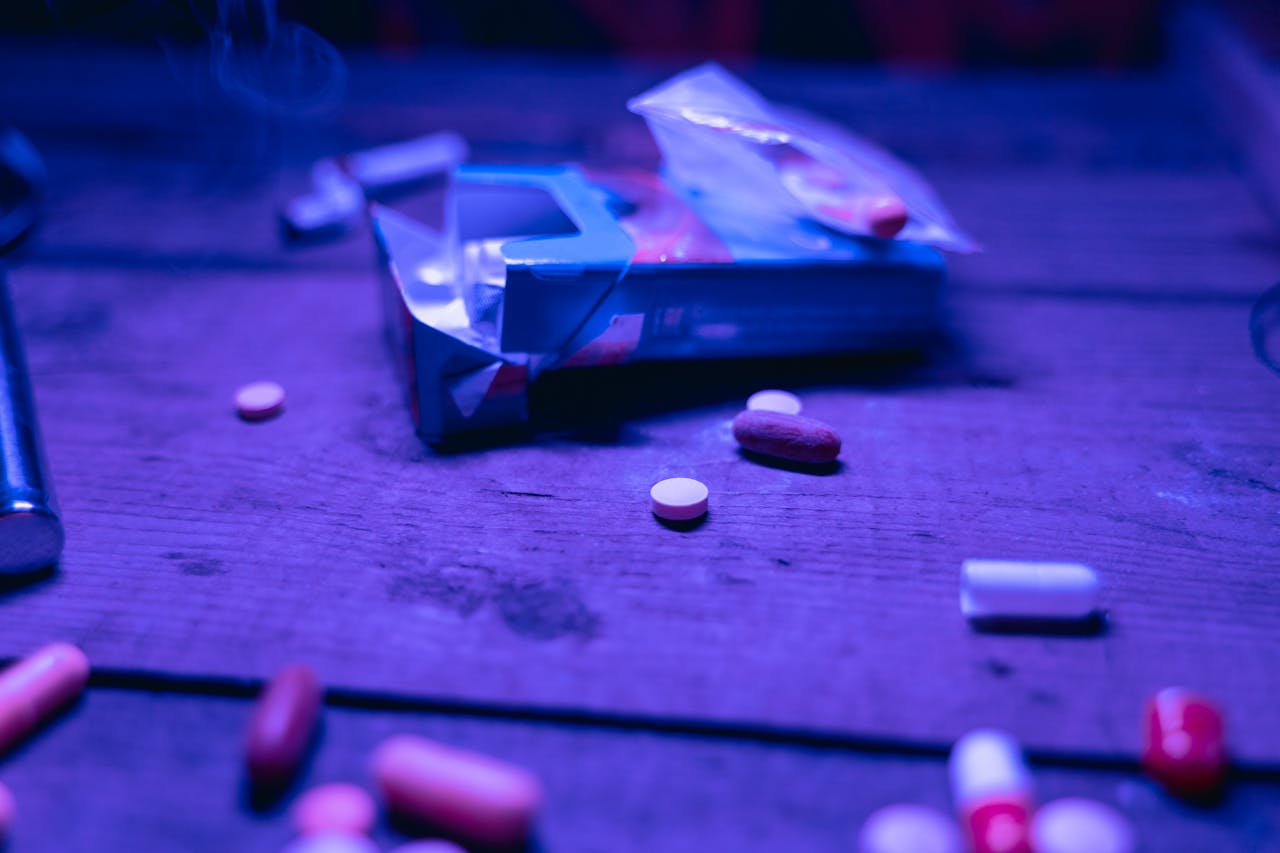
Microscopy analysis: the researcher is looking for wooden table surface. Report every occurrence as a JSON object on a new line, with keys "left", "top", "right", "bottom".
{"left": 1, "top": 42, "right": 1278, "bottom": 851}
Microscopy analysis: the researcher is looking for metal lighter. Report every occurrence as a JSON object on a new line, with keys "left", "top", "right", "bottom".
{"left": 0, "top": 272, "right": 62, "bottom": 573}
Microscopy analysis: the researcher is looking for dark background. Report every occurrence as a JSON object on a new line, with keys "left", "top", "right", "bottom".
{"left": 5, "top": 0, "right": 1167, "bottom": 66}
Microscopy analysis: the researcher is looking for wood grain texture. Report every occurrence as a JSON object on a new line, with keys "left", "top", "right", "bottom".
{"left": 1, "top": 687, "right": 1276, "bottom": 852}
{"left": 2, "top": 261, "right": 1277, "bottom": 763}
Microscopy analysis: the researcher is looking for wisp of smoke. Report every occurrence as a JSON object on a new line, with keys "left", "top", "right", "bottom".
{"left": 45, "top": 0, "right": 347, "bottom": 117}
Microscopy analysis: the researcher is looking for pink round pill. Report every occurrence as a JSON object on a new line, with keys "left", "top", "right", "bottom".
{"left": 1031, "top": 798, "right": 1135, "bottom": 853}
{"left": 292, "top": 783, "right": 377, "bottom": 837}
{"left": 650, "top": 477, "right": 709, "bottom": 522}
{"left": 0, "top": 781, "right": 15, "bottom": 839}
{"left": 858, "top": 803, "right": 962, "bottom": 853}
{"left": 236, "top": 381, "right": 286, "bottom": 422}
{"left": 746, "top": 389, "right": 802, "bottom": 416}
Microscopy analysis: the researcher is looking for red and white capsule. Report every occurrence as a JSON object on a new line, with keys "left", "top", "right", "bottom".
{"left": 949, "top": 729, "right": 1034, "bottom": 853}
{"left": 1141, "top": 687, "right": 1227, "bottom": 799}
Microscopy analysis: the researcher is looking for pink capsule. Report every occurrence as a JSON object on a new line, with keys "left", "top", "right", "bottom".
{"left": 0, "top": 642, "right": 89, "bottom": 754}
{"left": 371, "top": 735, "right": 542, "bottom": 848}
{"left": 1141, "top": 688, "right": 1227, "bottom": 799}
{"left": 245, "top": 665, "right": 322, "bottom": 788}
{"left": 292, "top": 783, "right": 376, "bottom": 837}
{"left": 732, "top": 409, "right": 841, "bottom": 464}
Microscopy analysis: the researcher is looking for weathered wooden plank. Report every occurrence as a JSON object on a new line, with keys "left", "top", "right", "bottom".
{"left": 1, "top": 686, "right": 1275, "bottom": 851}
{"left": 1, "top": 263, "right": 1276, "bottom": 763}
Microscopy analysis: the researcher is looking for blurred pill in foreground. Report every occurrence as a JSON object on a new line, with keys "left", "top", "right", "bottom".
{"left": 371, "top": 734, "right": 542, "bottom": 848}
{"left": 0, "top": 642, "right": 89, "bottom": 754}
{"left": 293, "top": 783, "right": 376, "bottom": 837}
{"left": 949, "top": 729, "right": 1034, "bottom": 853}
{"left": 236, "top": 381, "right": 287, "bottom": 422}
{"left": 388, "top": 842, "right": 467, "bottom": 853}
{"left": 1142, "top": 687, "right": 1227, "bottom": 800}
{"left": 1031, "top": 798, "right": 1135, "bottom": 853}
{"left": 245, "top": 664, "right": 323, "bottom": 790}
{"left": 858, "top": 803, "right": 962, "bottom": 853}
{"left": 281, "top": 833, "right": 379, "bottom": 853}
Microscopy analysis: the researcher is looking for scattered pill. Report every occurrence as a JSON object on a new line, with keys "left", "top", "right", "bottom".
{"left": 858, "top": 803, "right": 962, "bottom": 853}
{"left": 746, "top": 389, "right": 803, "bottom": 416}
{"left": 292, "top": 783, "right": 376, "bottom": 837}
{"left": 388, "top": 842, "right": 468, "bottom": 853}
{"left": 731, "top": 409, "right": 841, "bottom": 464}
{"left": 0, "top": 781, "right": 14, "bottom": 840}
{"left": 371, "top": 734, "right": 542, "bottom": 848}
{"left": 1031, "top": 798, "right": 1135, "bottom": 853}
{"left": 235, "top": 381, "right": 287, "bottom": 422}
{"left": 1141, "top": 687, "right": 1227, "bottom": 799}
{"left": 650, "top": 477, "right": 709, "bottom": 522}
{"left": 960, "top": 560, "right": 1099, "bottom": 623}
{"left": 280, "top": 833, "right": 379, "bottom": 853}
{"left": 245, "top": 664, "right": 322, "bottom": 790}
{"left": 950, "top": 729, "right": 1034, "bottom": 853}
{"left": 0, "top": 642, "right": 89, "bottom": 755}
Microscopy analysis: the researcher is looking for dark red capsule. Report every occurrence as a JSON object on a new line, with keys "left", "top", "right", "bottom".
{"left": 245, "top": 664, "right": 322, "bottom": 788}
{"left": 1141, "top": 687, "right": 1227, "bottom": 798}
{"left": 731, "top": 410, "right": 842, "bottom": 464}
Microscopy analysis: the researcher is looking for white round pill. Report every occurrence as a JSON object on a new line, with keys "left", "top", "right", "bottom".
{"left": 746, "top": 389, "right": 802, "bottom": 415}
{"left": 1031, "top": 798, "right": 1135, "bottom": 853}
{"left": 858, "top": 803, "right": 963, "bottom": 853}
{"left": 650, "top": 477, "right": 709, "bottom": 522}
{"left": 236, "top": 381, "right": 286, "bottom": 422}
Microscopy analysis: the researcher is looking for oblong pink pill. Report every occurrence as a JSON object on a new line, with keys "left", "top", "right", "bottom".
{"left": 732, "top": 410, "right": 842, "bottom": 464}
{"left": 0, "top": 642, "right": 89, "bottom": 755}
{"left": 371, "top": 734, "right": 542, "bottom": 848}
{"left": 245, "top": 664, "right": 322, "bottom": 787}
{"left": 292, "top": 783, "right": 376, "bottom": 836}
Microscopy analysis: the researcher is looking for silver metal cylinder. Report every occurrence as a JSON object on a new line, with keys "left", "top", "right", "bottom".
{"left": 0, "top": 272, "right": 62, "bottom": 573}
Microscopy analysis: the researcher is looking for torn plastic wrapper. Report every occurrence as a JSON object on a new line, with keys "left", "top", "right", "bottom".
{"left": 374, "top": 163, "right": 945, "bottom": 443}
{"left": 628, "top": 62, "right": 978, "bottom": 253}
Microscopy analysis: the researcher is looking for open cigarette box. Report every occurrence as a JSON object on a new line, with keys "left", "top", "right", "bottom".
{"left": 372, "top": 163, "right": 945, "bottom": 442}
{"left": 370, "top": 63, "right": 974, "bottom": 442}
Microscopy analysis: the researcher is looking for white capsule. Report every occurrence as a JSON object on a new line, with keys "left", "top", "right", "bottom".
{"left": 858, "top": 803, "right": 962, "bottom": 853}
{"left": 1032, "top": 798, "right": 1135, "bottom": 853}
{"left": 949, "top": 729, "right": 1032, "bottom": 809}
{"left": 960, "top": 559, "right": 1099, "bottom": 621}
